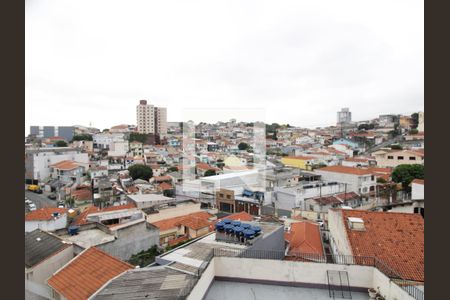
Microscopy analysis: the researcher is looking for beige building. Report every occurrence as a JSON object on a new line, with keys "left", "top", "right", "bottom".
{"left": 372, "top": 149, "right": 424, "bottom": 168}
{"left": 418, "top": 111, "right": 424, "bottom": 132}
{"left": 136, "top": 100, "right": 167, "bottom": 135}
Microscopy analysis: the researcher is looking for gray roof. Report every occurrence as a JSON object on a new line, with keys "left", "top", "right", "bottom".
{"left": 25, "top": 229, "right": 71, "bottom": 268}
{"left": 92, "top": 266, "right": 196, "bottom": 300}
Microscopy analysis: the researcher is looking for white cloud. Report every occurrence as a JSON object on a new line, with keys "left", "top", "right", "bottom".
{"left": 25, "top": 0, "right": 424, "bottom": 133}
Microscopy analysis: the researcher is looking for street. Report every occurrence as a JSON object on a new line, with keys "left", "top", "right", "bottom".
{"left": 25, "top": 190, "right": 57, "bottom": 210}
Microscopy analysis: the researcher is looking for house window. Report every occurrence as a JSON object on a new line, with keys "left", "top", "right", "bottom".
{"left": 398, "top": 156, "right": 404, "bottom": 160}
{"left": 226, "top": 195, "right": 231, "bottom": 199}
{"left": 387, "top": 156, "right": 394, "bottom": 159}
{"left": 409, "top": 156, "right": 416, "bottom": 160}
{"left": 371, "top": 175, "right": 374, "bottom": 181}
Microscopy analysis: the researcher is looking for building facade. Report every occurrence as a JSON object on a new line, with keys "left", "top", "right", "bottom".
{"left": 136, "top": 100, "right": 167, "bottom": 135}
{"left": 337, "top": 108, "right": 351, "bottom": 125}
{"left": 30, "top": 126, "right": 75, "bottom": 141}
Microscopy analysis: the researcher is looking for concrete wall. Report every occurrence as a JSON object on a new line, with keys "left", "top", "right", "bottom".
{"left": 250, "top": 226, "right": 285, "bottom": 253}
{"left": 314, "top": 170, "right": 375, "bottom": 194}
{"left": 186, "top": 260, "right": 215, "bottom": 300}
{"left": 26, "top": 245, "right": 74, "bottom": 285}
{"left": 98, "top": 221, "right": 159, "bottom": 260}
{"left": 328, "top": 209, "right": 353, "bottom": 257}
{"left": 412, "top": 183, "right": 424, "bottom": 200}
{"left": 373, "top": 268, "right": 418, "bottom": 300}
{"left": 25, "top": 215, "right": 68, "bottom": 232}
{"left": 214, "top": 257, "right": 374, "bottom": 289}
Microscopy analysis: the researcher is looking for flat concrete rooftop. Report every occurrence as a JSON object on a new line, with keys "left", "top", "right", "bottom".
{"left": 60, "top": 229, "right": 114, "bottom": 248}
{"left": 204, "top": 281, "right": 369, "bottom": 300}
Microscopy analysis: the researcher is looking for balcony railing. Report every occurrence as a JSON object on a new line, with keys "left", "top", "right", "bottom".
{"left": 212, "top": 248, "right": 424, "bottom": 300}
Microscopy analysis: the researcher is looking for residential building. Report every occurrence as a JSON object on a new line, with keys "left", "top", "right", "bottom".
{"left": 136, "top": 100, "right": 167, "bottom": 135}
{"left": 411, "top": 179, "right": 424, "bottom": 200}
{"left": 25, "top": 147, "right": 89, "bottom": 182}
{"left": 93, "top": 132, "right": 126, "bottom": 150}
{"left": 216, "top": 188, "right": 236, "bottom": 213}
{"left": 144, "top": 199, "right": 202, "bottom": 223}
{"left": 151, "top": 211, "right": 216, "bottom": 247}
{"left": 281, "top": 156, "right": 317, "bottom": 170}
{"left": 314, "top": 166, "right": 376, "bottom": 195}
{"left": 65, "top": 204, "right": 160, "bottom": 260}
{"left": 418, "top": 111, "right": 424, "bottom": 132}
{"left": 378, "top": 114, "right": 399, "bottom": 128}
{"left": 25, "top": 230, "right": 75, "bottom": 300}
{"left": 337, "top": 108, "right": 351, "bottom": 125}
{"left": 328, "top": 209, "right": 424, "bottom": 283}
{"left": 304, "top": 191, "right": 361, "bottom": 213}
{"left": 274, "top": 181, "right": 346, "bottom": 211}
{"left": 127, "top": 193, "right": 174, "bottom": 210}
{"left": 285, "top": 221, "right": 324, "bottom": 260}
{"left": 129, "top": 141, "right": 144, "bottom": 157}
{"left": 25, "top": 207, "right": 68, "bottom": 232}
{"left": 47, "top": 247, "right": 134, "bottom": 300}
{"left": 30, "top": 125, "right": 75, "bottom": 141}
{"left": 108, "top": 140, "right": 130, "bottom": 157}
{"left": 49, "top": 160, "right": 85, "bottom": 184}
{"left": 372, "top": 149, "right": 424, "bottom": 168}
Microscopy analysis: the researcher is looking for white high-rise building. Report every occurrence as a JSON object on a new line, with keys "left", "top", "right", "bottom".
{"left": 136, "top": 100, "right": 167, "bottom": 135}
{"left": 337, "top": 108, "right": 352, "bottom": 125}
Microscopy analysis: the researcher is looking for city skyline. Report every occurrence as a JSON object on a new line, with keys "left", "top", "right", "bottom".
{"left": 26, "top": 0, "right": 423, "bottom": 133}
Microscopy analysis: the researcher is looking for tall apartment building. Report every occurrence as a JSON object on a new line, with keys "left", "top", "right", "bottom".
{"left": 29, "top": 126, "right": 75, "bottom": 141}
{"left": 337, "top": 108, "right": 351, "bottom": 125}
{"left": 136, "top": 100, "right": 167, "bottom": 135}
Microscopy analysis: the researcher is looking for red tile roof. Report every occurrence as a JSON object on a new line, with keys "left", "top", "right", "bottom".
{"left": 341, "top": 209, "right": 424, "bottom": 282}
{"left": 285, "top": 221, "right": 324, "bottom": 257}
{"left": 285, "top": 156, "right": 316, "bottom": 160}
{"left": 412, "top": 179, "right": 424, "bottom": 185}
{"left": 152, "top": 211, "right": 213, "bottom": 231}
{"left": 50, "top": 160, "right": 81, "bottom": 170}
{"left": 196, "top": 163, "right": 220, "bottom": 171}
{"left": 221, "top": 211, "right": 254, "bottom": 222}
{"left": 25, "top": 208, "right": 68, "bottom": 221}
{"left": 159, "top": 182, "right": 173, "bottom": 191}
{"left": 317, "top": 165, "right": 373, "bottom": 175}
{"left": 72, "top": 204, "right": 136, "bottom": 226}
{"left": 179, "top": 217, "right": 211, "bottom": 230}
{"left": 71, "top": 189, "right": 92, "bottom": 201}
{"left": 47, "top": 247, "right": 133, "bottom": 300}
{"left": 153, "top": 175, "right": 172, "bottom": 182}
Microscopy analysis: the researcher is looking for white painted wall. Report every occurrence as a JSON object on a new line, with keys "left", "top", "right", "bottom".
{"left": 25, "top": 214, "right": 68, "bottom": 232}
{"left": 411, "top": 183, "right": 424, "bottom": 200}
{"left": 373, "top": 268, "right": 418, "bottom": 300}
{"left": 328, "top": 209, "right": 353, "bottom": 257}
{"left": 186, "top": 261, "right": 215, "bottom": 300}
{"left": 214, "top": 257, "right": 374, "bottom": 289}
{"left": 314, "top": 170, "right": 375, "bottom": 194}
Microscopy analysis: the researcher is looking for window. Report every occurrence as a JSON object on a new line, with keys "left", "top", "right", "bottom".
{"left": 409, "top": 156, "right": 416, "bottom": 160}
{"left": 387, "top": 156, "right": 394, "bottom": 159}
{"left": 398, "top": 156, "right": 404, "bottom": 160}
{"left": 226, "top": 195, "right": 231, "bottom": 199}
{"left": 371, "top": 175, "right": 374, "bottom": 181}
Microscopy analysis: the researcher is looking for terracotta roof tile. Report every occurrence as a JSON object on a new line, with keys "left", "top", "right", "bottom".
{"left": 47, "top": 247, "right": 133, "bottom": 300}
{"left": 25, "top": 208, "right": 68, "bottom": 221}
{"left": 50, "top": 160, "right": 81, "bottom": 170}
{"left": 317, "top": 165, "right": 373, "bottom": 175}
{"left": 341, "top": 210, "right": 424, "bottom": 282}
{"left": 220, "top": 211, "right": 254, "bottom": 222}
{"left": 159, "top": 182, "right": 173, "bottom": 190}
{"left": 285, "top": 221, "right": 324, "bottom": 257}
{"left": 152, "top": 211, "right": 213, "bottom": 231}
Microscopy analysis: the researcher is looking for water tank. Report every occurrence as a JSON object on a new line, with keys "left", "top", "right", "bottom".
{"left": 232, "top": 221, "right": 241, "bottom": 227}
{"left": 215, "top": 221, "right": 225, "bottom": 231}
{"left": 241, "top": 223, "right": 251, "bottom": 229}
{"left": 224, "top": 224, "right": 234, "bottom": 233}
{"left": 251, "top": 226, "right": 262, "bottom": 235}
{"left": 243, "top": 229, "right": 255, "bottom": 239}
{"left": 68, "top": 226, "right": 79, "bottom": 236}
{"left": 223, "top": 219, "right": 232, "bottom": 225}
{"left": 233, "top": 226, "right": 244, "bottom": 236}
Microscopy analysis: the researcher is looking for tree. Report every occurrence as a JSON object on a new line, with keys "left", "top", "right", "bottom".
{"left": 390, "top": 144, "right": 403, "bottom": 150}
{"left": 168, "top": 166, "right": 179, "bottom": 172}
{"left": 392, "top": 164, "right": 425, "bottom": 190}
{"left": 54, "top": 140, "right": 68, "bottom": 147}
{"left": 411, "top": 113, "right": 419, "bottom": 129}
{"left": 377, "top": 177, "right": 387, "bottom": 184}
{"left": 71, "top": 134, "right": 93, "bottom": 141}
{"left": 128, "top": 245, "right": 161, "bottom": 267}
{"left": 129, "top": 132, "right": 149, "bottom": 144}
{"left": 204, "top": 169, "right": 216, "bottom": 177}
{"left": 238, "top": 142, "right": 250, "bottom": 151}
{"left": 128, "top": 164, "right": 153, "bottom": 181}
{"left": 272, "top": 130, "right": 278, "bottom": 141}
{"left": 409, "top": 129, "right": 419, "bottom": 134}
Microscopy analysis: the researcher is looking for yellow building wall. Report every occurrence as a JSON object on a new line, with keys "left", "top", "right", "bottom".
{"left": 281, "top": 157, "right": 309, "bottom": 170}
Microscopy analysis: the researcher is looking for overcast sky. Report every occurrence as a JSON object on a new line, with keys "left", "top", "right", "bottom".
{"left": 25, "top": 0, "right": 424, "bottom": 133}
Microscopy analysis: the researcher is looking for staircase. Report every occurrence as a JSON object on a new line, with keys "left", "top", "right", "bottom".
{"left": 327, "top": 270, "right": 352, "bottom": 299}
